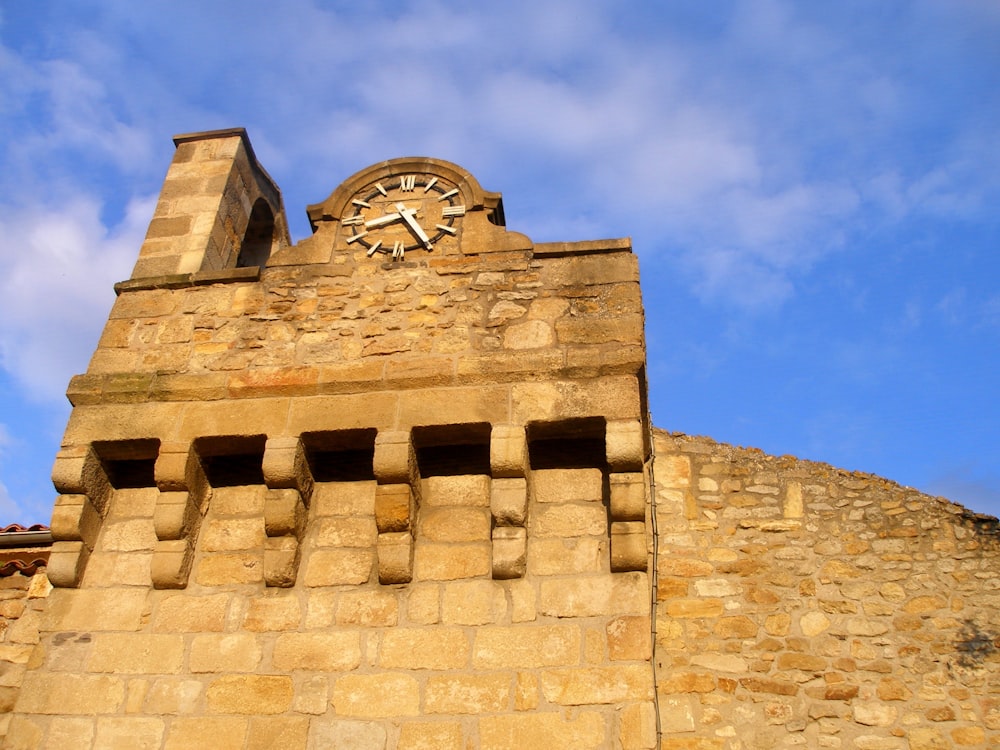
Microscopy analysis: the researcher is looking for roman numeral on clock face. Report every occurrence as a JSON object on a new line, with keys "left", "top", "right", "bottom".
{"left": 441, "top": 205, "right": 465, "bottom": 218}
{"left": 399, "top": 175, "right": 416, "bottom": 191}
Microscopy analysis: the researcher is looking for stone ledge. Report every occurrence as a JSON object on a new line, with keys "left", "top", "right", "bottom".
{"left": 533, "top": 237, "right": 632, "bottom": 257}
{"left": 113, "top": 266, "right": 260, "bottom": 294}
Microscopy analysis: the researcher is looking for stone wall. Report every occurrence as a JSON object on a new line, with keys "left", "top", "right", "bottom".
{"left": 0, "top": 570, "right": 50, "bottom": 739}
{"left": 651, "top": 431, "right": 1000, "bottom": 749}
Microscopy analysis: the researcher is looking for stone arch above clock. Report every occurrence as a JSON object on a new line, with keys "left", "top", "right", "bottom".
{"left": 284, "top": 157, "right": 532, "bottom": 263}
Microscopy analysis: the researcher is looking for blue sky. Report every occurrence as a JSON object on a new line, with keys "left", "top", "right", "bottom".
{"left": 0, "top": 1, "right": 997, "bottom": 524}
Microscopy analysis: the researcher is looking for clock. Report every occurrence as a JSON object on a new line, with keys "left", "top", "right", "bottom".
{"left": 341, "top": 173, "right": 466, "bottom": 260}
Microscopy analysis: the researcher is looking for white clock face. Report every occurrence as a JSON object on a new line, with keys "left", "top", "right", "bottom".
{"left": 341, "top": 174, "right": 466, "bottom": 260}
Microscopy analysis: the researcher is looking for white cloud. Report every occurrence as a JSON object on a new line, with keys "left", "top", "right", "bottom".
{"left": 0, "top": 195, "right": 154, "bottom": 403}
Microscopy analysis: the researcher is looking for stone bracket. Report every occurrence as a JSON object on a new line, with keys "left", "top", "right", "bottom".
{"left": 373, "top": 431, "right": 421, "bottom": 584}
{"left": 47, "top": 446, "right": 114, "bottom": 587}
{"left": 261, "top": 437, "right": 314, "bottom": 587}
{"left": 151, "top": 442, "right": 211, "bottom": 589}
{"left": 609, "top": 467, "right": 649, "bottom": 572}
{"left": 490, "top": 425, "right": 528, "bottom": 579}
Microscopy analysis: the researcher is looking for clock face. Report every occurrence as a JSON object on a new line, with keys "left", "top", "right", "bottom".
{"left": 341, "top": 173, "right": 466, "bottom": 260}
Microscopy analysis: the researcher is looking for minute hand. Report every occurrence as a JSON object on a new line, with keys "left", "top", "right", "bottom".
{"left": 396, "top": 203, "right": 433, "bottom": 249}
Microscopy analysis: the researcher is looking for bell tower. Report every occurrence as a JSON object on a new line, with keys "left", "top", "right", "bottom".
{"left": 16, "top": 129, "right": 656, "bottom": 748}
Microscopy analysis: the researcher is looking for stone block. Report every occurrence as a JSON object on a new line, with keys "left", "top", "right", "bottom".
{"left": 414, "top": 541, "right": 490, "bottom": 581}
{"left": 43, "top": 588, "right": 147, "bottom": 631}
{"left": 152, "top": 492, "right": 194, "bottom": 540}
{"left": 375, "top": 483, "right": 415, "bottom": 533}
{"left": 314, "top": 516, "right": 378, "bottom": 548}
{"left": 491, "top": 477, "right": 528, "bottom": 526}
{"left": 151, "top": 539, "right": 194, "bottom": 589}
{"left": 205, "top": 675, "right": 294, "bottom": 715}
{"left": 304, "top": 547, "right": 373, "bottom": 586}
{"left": 195, "top": 551, "right": 264, "bottom": 586}
{"left": 539, "top": 572, "right": 648, "bottom": 618}
{"left": 606, "top": 418, "right": 645, "bottom": 471}
{"left": 263, "top": 536, "right": 299, "bottom": 587}
{"left": 263, "top": 489, "right": 302, "bottom": 537}
{"left": 51, "top": 495, "right": 101, "bottom": 547}
{"left": 492, "top": 526, "right": 527, "bottom": 580}
{"left": 479, "top": 711, "right": 607, "bottom": 750}
{"left": 190, "top": 633, "right": 262, "bottom": 673}
{"left": 442, "top": 579, "right": 507, "bottom": 624}
{"left": 610, "top": 521, "right": 647, "bottom": 572}
{"left": 308, "top": 718, "right": 388, "bottom": 749}
{"left": 527, "top": 537, "right": 604, "bottom": 576}
{"left": 420, "top": 506, "right": 491, "bottom": 542}
{"left": 87, "top": 634, "right": 184, "bottom": 675}
{"left": 242, "top": 593, "right": 301, "bottom": 631}
{"left": 336, "top": 590, "right": 399, "bottom": 627}
{"left": 473, "top": 624, "right": 582, "bottom": 669}
{"left": 311, "top": 480, "right": 376, "bottom": 517}
{"left": 531, "top": 503, "right": 607, "bottom": 537}
{"left": 272, "top": 632, "right": 362, "bottom": 672}
{"left": 398, "top": 721, "right": 463, "bottom": 750}
{"left": 377, "top": 531, "right": 414, "bottom": 584}
{"left": 46, "top": 541, "right": 90, "bottom": 588}
{"left": 490, "top": 424, "right": 527, "bottom": 477}
{"left": 540, "top": 664, "right": 653, "bottom": 705}
{"left": 332, "top": 673, "right": 420, "bottom": 718}
{"left": 379, "top": 627, "right": 470, "bottom": 670}
{"left": 425, "top": 673, "right": 512, "bottom": 714}
{"left": 247, "top": 716, "right": 310, "bottom": 750}
{"left": 609, "top": 471, "right": 646, "bottom": 521}
{"left": 607, "top": 615, "right": 652, "bottom": 661}
{"left": 164, "top": 717, "right": 248, "bottom": 750}
{"left": 422, "top": 474, "right": 491, "bottom": 507}
{"left": 532, "top": 468, "right": 603, "bottom": 503}
{"left": 16, "top": 672, "right": 126, "bottom": 714}
{"left": 373, "top": 430, "right": 417, "bottom": 484}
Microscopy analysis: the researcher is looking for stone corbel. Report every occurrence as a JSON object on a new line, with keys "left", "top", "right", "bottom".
{"left": 150, "top": 442, "right": 210, "bottom": 589}
{"left": 606, "top": 420, "right": 649, "bottom": 572}
{"left": 490, "top": 424, "right": 528, "bottom": 579}
{"left": 261, "top": 437, "right": 314, "bottom": 587}
{"left": 47, "top": 445, "right": 114, "bottom": 587}
{"left": 373, "top": 431, "right": 420, "bottom": 584}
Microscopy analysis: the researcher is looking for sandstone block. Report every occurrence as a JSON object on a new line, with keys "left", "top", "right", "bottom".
{"left": 247, "top": 716, "right": 310, "bottom": 750}
{"left": 377, "top": 531, "right": 413, "bottom": 584}
{"left": 243, "top": 594, "right": 301, "bottom": 631}
{"left": 607, "top": 615, "right": 652, "bottom": 661}
{"left": 527, "top": 537, "right": 603, "bottom": 576}
{"left": 479, "top": 712, "right": 607, "bottom": 750}
{"left": 398, "top": 721, "right": 463, "bottom": 750}
{"left": 46, "top": 541, "right": 90, "bottom": 588}
{"left": 206, "top": 675, "right": 293, "bottom": 714}
{"left": 421, "top": 474, "right": 491, "bottom": 507}
{"left": 531, "top": 504, "right": 607, "bottom": 537}
{"left": 151, "top": 539, "right": 194, "bottom": 589}
{"left": 606, "top": 418, "right": 645, "bottom": 471}
{"left": 93, "top": 717, "right": 164, "bottom": 750}
{"left": 375, "top": 483, "right": 414, "bottom": 533}
{"left": 336, "top": 589, "right": 399, "bottom": 626}
{"left": 420, "top": 506, "right": 491, "bottom": 542}
{"left": 272, "top": 632, "right": 362, "bottom": 671}
{"left": 610, "top": 471, "right": 646, "bottom": 521}
{"left": 373, "top": 431, "right": 417, "bottom": 484}
{"left": 189, "top": 634, "right": 262, "bottom": 673}
{"left": 315, "top": 516, "right": 378, "bottom": 548}
{"left": 152, "top": 492, "right": 193, "bottom": 541}
{"left": 165, "top": 717, "right": 248, "bottom": 750}
{"left": 195, "top": 551, "right": 263, "bottom": 586}
{"left": 539, "top": 572, "right": 648, "bottom": 618}
{"left": 491, "top": 477, "right": 528, "bottom": 526}
{"left": 379, "top": 627, "right": 469, "bottom": 670}
{"left": 611, "top": 520, "right": 647, "bottom": 572}
{"left": 43, "top": 588, "right": 147, "bottom": 631}
{"left": 263, "top": 535, "right": 299, "bottom": 587}
{"left": 414, "top": 541, "right": 490, "bottom": 581}
{"left": 311, "top": 480, "right": 376, "bottom": 517}
{"left": 87, "top": 634, "right": 184, "bottom": 674}
{"left": 492, "top": 526, "right": 527, "bottom": 579}
{"left": 16, "top": 672, "right": 125, "bottom": 714}
{"left": 532, "top": 468, "right": 603, "bottom": 503}
{"left": 425, "top": 672, "right": 512, "bottom": 714}
{"left": 442, "top": 579, "right": 507, "bottom": 625}
{"left": 490, "top": 424, "right": 528, "bottom": 477}
{"left": 473, "top": 624, "right": 581, "bottom": 669}
{"left": 201, "top": 517, "right": 264, "bottom": 551}
{"left": 540, "top": 664, "right": 653, "bottom": 705}
{"left": 263, "top": 488, "right": 303, "bottom": 537}
{"left": 308, "top": 718, "right": 388, "bottom": 749}
{"left": 332, "top": 673, "right": 420, "bottom": 718}
{"left": 304, "top": 547, "right": 373, "bottom": 586}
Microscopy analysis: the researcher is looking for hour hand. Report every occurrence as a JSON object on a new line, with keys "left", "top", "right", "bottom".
{"left": 396, "top": 203, "right": 433, "bottom": 249}
{"left": 364, "top": 211, "right": 402, "bottom": 228}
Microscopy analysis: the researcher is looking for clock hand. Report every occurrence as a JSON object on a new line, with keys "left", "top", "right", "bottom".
{"left": 395, "top": 203, "right": 433, "bottom": 249}
{"left": 364, "top": 211, "right": 403, "bottom": 229}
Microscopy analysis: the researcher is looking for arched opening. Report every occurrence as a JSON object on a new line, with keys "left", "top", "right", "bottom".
{"left": 236, "top": 198, "right": 275, "bottom": 268}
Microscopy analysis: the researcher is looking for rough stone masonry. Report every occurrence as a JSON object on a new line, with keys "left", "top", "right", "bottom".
{"left": 0, "top": 129, "right": 996, "bottom": 749}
